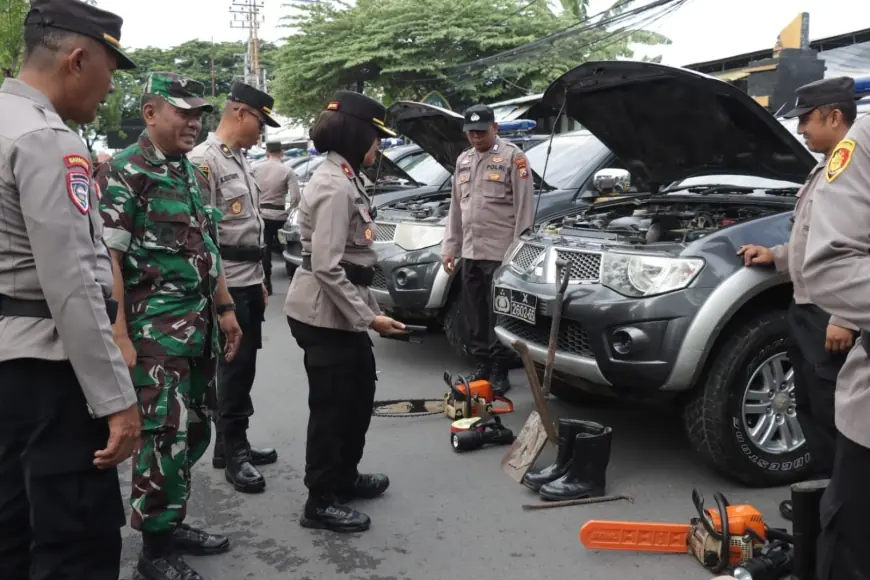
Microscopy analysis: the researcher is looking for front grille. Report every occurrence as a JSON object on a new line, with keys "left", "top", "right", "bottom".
{"left": 511, "top": 243, "right": 545, "bottom": 272}
{"left": 371, "top": 267, "right": 388, "bottom": 290}
{"left": 498, "top": 315, "right": 592, "bottom": 357}
{"left": 556, "top": 249, "right": 601, "bottom": 282}
{"left": 375, "top": 223, "right": 397, "bottom": 242}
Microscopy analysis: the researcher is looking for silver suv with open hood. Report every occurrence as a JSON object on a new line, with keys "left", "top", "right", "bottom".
{"left": 491, "top": 60, "right": 821, "bottom": 487}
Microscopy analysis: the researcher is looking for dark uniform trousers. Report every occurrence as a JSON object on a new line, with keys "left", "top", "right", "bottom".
{"left": 0, "top": 359, "right": 125, "bottom": 580}
{"left": 287, "top": 317, "right": 377, "bottom": 497}
{"left": 217, "top": 284, "right": 266, "bottom": 447}
{"left": 786, "top": 301, "right": 847, "bottom": 478}
{"left": 262, "top": 218, "right": 285, "bottom": 290}
{"left": 462, "top": 259, "right": 512, "bottom": 363}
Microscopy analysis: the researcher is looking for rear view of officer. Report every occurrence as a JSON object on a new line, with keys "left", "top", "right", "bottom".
{"left": 441, "top": 104, "right": 535, "bottom": 395}
{"left": 802, "top": 113, "right": 870, "bottom": 580}
{"left": 0, "top": 1, "right": 140, "bottom": 578}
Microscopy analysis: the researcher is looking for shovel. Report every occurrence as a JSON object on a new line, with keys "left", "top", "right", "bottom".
{"left": 500, "top": 260, "right": 571, "bottom": 483}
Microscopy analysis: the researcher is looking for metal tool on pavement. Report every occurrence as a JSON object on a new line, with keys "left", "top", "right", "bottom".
{"left": 542, "top": 259, "right": 572, "bottom": 398}
{"left": 522, "top": 493, "right": 634, "bottom": 511}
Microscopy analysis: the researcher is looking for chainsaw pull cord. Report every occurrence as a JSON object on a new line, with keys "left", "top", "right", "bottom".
{"left": 711, "top": 492, "right": 731, "bottom": 574}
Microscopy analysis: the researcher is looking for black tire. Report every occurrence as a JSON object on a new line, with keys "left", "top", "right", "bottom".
{"left": 682, "top": 310, "right": 811, "bottom": 487}
{"left": 443, "top": 297, "right": 473, "bottom": 361}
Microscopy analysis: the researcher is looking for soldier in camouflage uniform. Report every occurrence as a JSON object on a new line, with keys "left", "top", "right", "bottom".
{"left": 97, "top": 71, "right": 243, "bottom": 580}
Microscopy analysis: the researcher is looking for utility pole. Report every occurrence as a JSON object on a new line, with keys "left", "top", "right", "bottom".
{"left": 229, "top": 0, "right": 265, "bottom": 90}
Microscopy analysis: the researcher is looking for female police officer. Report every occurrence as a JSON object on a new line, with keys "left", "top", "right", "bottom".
{"left": 284, "top": 91, "right": 407, "bottom": 533}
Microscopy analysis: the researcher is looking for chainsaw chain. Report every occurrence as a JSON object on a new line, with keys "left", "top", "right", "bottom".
{"left": 371, "top": 399, "right": 446, "bottom": 418}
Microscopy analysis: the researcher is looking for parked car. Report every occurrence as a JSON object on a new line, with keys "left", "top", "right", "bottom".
{"left": 489, "top": 60, "right": 840, "bottom": 487}
{"left": 371, "top": 102, "right": 646, "bottom": 358}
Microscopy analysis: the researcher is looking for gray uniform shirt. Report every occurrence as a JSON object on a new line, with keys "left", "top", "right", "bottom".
{"left": 284, "top": 151, "right": 380, "bottom": 332}
{"left": 771, "top": 160, "right": 857, "bottom": 330}
{"left": 802, "top": 115, "right": 870, "bottom": 449}
{"left": 443, "top": 136, "right": 535, "bottom": 262}
{"left": 190, "top": 133, "right": 265, "bottom": 288}
{"left": 0, "top": 79, "right": 136, "bottom": 418}
{"left": 253, "top": 157, "right": 299, "bottom": 222}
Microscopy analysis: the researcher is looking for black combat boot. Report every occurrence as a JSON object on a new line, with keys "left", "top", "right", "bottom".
{"left": 464, "top": 358, "right": 491, "bottom": 383}
{"left": 490, "top": 361, "right": 511, "bottom": 396}
{"left": 538, "top": 423, "right": 612, "bottom": 502}
{"left": 213, "top": 432, "right": 278, "bottom": 469}
{"left": 224, "top": 439, "right": 267, "bottom": 494}
{"left": 300, "top": 495, "right": 371, "bottom": 533}
{"left": 336, "top": 473, "right": 390, "bottom": 504}
{"left": 172, "top": 523, "right": 230, "bottom": 556}
{"left": 137, "top": 531, "right": 203, "bottom": 580}
{"left": 522, "top": 418, "right": 591, "bottom": 492}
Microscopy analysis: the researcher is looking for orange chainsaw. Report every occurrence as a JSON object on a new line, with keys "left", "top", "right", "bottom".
{"left": 579, "top": 489, "right": 768, "bottom": 574}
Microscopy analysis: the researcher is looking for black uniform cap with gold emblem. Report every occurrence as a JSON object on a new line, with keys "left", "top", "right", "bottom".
{"left": 463, "top": 104, "right": 496, "bottom": 132}
{"left": 24, "top": 0, "right": 136, "bottom": 70}
{"left": 325, "top": 90, "right": 397, "bottom": 137}
{"left": 228, "top": 82, "right": 281, "bottom": 128}
{"left": 782, "top": 77, "right": 856, "bottom": 119}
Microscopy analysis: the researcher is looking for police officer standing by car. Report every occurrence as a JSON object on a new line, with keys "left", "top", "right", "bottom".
{"left": 190, "top": 82, "right": 282, "bottom": 494}
{"left": 801, "top": 104, "right": 870, "bottom": 580}
{"left": 738, "top": 78, "right": 858, "bottom": 488}
{"left": 441, "top": 104, "right": 535, "bottom": 395}
{"left": 285, "top": 90, "right": 407, "bottom": 533}
{"left": 0, "top": 1, "right": 140, "bottom": 578}
{"left": 253, "top": 140, "right": 301, "bottom": 294}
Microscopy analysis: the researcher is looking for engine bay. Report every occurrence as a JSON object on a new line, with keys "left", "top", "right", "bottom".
{"left": 381, "top": 193, "right": 451, "bottom": 222}
{"left": 546, "top": 199, "right": 788, "bottom": 244}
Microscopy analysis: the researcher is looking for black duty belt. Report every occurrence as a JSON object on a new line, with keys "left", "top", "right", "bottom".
{"left": 0, "top": 295, "right": 118, "bottom": 324}
{"left": 260, "top": 203, "right": 285, "bottom": 211}
{"left": 300, "top": 255, "right": 375, "bottom": 287}
{"left": 220, "top": 245, "right": 267, "bottom": 263}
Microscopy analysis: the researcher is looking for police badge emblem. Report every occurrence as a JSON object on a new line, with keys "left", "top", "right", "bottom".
{"left": 66, "top": 171, "right": 90, "bottom": 215}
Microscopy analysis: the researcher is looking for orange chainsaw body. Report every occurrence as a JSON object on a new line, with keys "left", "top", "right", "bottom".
{"left": 446, "top": 379, "right": 514, "bottom": 416}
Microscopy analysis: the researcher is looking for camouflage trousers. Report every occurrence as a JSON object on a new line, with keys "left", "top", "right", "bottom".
{"left": 129, "top": 356, "right": 216, "bottom": 533}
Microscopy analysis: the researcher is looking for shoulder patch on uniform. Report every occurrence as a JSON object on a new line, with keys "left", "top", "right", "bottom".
{"left": 199, "top": 164, "right": 211, "bottom": 180}
{"left": 219, "top": 144, "right": 233, "bottom": 158}
{"left": 826, "top": 139, "right": 856, "bottom": 183}
{"left": 340, "top": 162, "right": 354, "bottom": 179}
{"left": 64, "top": 154, "right": 91, "bottom": 173}
{"left": 66, "top": 170, "right": 90, "bottom": 215}
{"left": 514, "top": 154, "right": 528, "bottom": 170}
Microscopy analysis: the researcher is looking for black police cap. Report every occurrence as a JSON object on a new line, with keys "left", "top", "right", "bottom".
{"left": 325, "top": 90, "right": 397, "bottom": 137}
{"left": 228, "top": 82, "right": 281, "bottom": 128}
{"left": 24, "top": 0, "right": 135, "bottom": 70}
{"left": 782, "top": 76, "right": 856, "bottom": 119}
{"left": 463, "top": 104, "right": 495, "bottom": 132}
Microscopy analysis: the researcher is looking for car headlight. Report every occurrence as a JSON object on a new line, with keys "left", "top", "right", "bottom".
{"left": 600, "top": 252, "right": 704, "bottom": 297}
{"left": 393, "top": 223, "right": 445, "bottom": 252}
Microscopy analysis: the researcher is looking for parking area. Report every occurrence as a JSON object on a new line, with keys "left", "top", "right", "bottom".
{"left": 119, "top": 264, "right": 792, "bottom": 580}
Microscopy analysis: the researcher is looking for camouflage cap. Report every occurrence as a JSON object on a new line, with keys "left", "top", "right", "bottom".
{"left": 144, "top": 72, "right": 214, "bottom": 112}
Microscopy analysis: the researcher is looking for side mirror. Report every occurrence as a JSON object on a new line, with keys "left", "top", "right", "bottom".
{"left": 593, "top": 168, "right": 631, "bottom": 195}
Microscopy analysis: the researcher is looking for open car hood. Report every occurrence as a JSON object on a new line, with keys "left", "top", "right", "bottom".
{"left": 386, "top": 101, "right": 469, "bottom": 174}
{"left": 360, "top": 150, "right": 424, "bottom": 188}
{"left": 541, "top": 61, "right": 817, "bottom": 186}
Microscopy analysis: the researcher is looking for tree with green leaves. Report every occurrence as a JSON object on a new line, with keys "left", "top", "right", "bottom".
{"left": 271, "top": 0, "right": 670, "bottom": 123}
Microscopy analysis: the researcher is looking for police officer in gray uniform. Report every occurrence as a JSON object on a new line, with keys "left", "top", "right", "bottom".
{"left": 738, "top": 78, "right": 859, "bottom": 486}
{"left": 285, "top": 90, "right": 407, "bottom": 533}
{"left": 802, "top": 111, "right": 870, "bottom": 580}
{"left": 253, "top": 140, "right": 300, "bottom": 294}
{"left": 190, "top": 82, "right": 281, "bottom": 494}
{"left": 0, "top": 1, "right": 140, "bottom": 578}
{"left": 442, "top": 104, "right": 535, "bottom": 395}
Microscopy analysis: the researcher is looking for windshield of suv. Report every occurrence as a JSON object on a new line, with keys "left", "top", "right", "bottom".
{"left": 402, "top": 153, "right": 451, "bottom": 186}
{"left": 525, "top": 132, "right": 606, "bottom": 190}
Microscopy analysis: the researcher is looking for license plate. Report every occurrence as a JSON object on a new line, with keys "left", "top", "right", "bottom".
{"left": 493, "top": 286, "right": 538, "bottom": 325}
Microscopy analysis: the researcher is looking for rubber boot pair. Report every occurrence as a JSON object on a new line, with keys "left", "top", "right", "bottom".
{"left": 522, "top": 418, "right": 612, "bottom": 501}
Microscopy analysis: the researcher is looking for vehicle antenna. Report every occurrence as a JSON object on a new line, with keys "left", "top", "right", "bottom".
{"left": 531, "top": 88, "right": 567, "bottom": 234}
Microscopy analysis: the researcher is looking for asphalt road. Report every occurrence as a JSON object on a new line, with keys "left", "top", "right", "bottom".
{"left": 120, "top": 260, "right": 793, "bottom": 580}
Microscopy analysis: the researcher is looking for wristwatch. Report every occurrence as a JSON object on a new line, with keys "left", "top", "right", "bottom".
{"left": 216, "top": 302, "right": 236, "bottom": 315}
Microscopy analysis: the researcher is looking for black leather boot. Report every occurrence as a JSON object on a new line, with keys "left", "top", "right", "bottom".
{"left": 336, "top": 473, "right": 390, "bottom": 503}
{"left": 172, "top": 523, "right": 230, "bottom": 556}
{"left": 465, "top": 359, "right": 491, "bottom": 382}
{"left": 300, "top": 495, "right": 371, "bottom": 533}
{"left": 491, "top": 361, "right": 511, "bottom": 396}
{"left": 224, "top": 444, "right": 267, "bottom": 494}
{"left": 213, "top": 433, "right": 278, "bottom": 469}
{"left": 522, "top": 418, "right": 591, "bottom": 492}
{"left": 137, "top": 531, "right": 204, "bottom": 580}
{"left": 538, "top": 423, "right": 612, "bottom": 501}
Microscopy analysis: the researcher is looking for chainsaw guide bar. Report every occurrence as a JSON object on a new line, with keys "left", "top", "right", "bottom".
{"left": 371, "top": 399, "right": 445, "bottom": 417}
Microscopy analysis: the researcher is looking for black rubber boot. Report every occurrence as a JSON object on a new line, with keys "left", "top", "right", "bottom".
{"left": 522, "top": 418, "right": 591, "bottom": 492}
{"left": 300, "top": 495, "right": 371, "bottom": 533}
{"left": 538, "top": 423, "right": 612, "bottom": 502}
{"left": 491, "top": 361, "right": 511, "bottom": 396}
{"left": 465, "top": 359, "right": 491, "bottom": 383}
{"left": 137, "top": 531, "right": 204, "bottom": 580}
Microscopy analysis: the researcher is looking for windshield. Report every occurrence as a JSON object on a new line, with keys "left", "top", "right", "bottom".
{"left": 402, "top": 154, "right": 450, "bottom": 186}
{"left": 525, "top": 132, "right": 606, "bottom": 190}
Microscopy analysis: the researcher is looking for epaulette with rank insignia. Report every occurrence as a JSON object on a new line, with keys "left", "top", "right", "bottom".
{"left": 340, "top": 162, "right": 354, "bottom": 179}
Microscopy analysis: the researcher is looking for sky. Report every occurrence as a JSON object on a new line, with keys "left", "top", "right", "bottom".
{"left": 95, "top": 0, "right": 870, "bottom": 67}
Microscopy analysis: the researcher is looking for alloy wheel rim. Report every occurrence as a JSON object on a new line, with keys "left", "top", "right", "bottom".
{"left": 741, "top": 352, "right": 806, "bottom": 455}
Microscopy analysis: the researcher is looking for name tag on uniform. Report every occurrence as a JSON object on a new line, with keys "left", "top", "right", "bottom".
{"left": 219, "top": 173, "right": 240, "bottom": 185}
